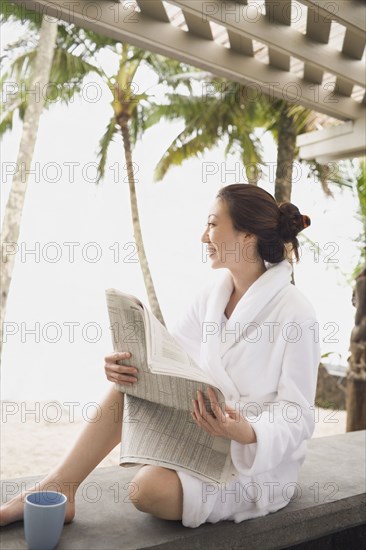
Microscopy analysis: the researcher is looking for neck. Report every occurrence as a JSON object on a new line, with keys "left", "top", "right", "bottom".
{"left": 229, "top": 261, "right": 267, "bottom": 298}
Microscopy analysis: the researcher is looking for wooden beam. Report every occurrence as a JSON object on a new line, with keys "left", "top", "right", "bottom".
{"left": 11, "top": 0, "right": 365, "bottom": 121}
{"left": 298, "top": 116, "right": 366, "bottom": 162}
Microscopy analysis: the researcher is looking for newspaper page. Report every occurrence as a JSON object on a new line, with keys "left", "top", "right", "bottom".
{"left": 105, "top": 288, "right": 226, "bottom": 411}
{"left": 121, "top": 395, "right": 232, "bottom": 484}
{"left": 143, "top": 305, "right": 215, "bottom": 383}
{"left": 105, "top": 288, "right": 233, "bottom": 482}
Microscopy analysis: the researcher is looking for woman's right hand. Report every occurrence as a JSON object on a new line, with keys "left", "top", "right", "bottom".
{"left": 104, "top": 352, "right": 138, "bottom": 385}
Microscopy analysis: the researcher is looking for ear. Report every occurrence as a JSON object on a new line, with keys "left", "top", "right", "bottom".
{"left": 239, "top": 234, "right": 251, "bottom": 251}
{"left": 243, "top": 233, "right": 258, "bottom": 250}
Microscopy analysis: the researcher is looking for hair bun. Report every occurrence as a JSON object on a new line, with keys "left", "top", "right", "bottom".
{"left": 302, "top": 214, "right": 311, "bottom": 229}
{"left": 278, "top": 202, "right": 311, "bottom": 242}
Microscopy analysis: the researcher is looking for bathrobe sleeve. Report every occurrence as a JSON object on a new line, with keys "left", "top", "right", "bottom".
{"left": 230, "top": 318, "right": 321, "bottom": 477}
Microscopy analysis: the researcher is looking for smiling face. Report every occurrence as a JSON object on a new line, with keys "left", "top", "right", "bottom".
{"left": 201, "top": 197, "right": 254, "bottom": 269}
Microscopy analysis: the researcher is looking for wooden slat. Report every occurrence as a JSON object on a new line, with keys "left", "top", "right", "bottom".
{"left": 334, "top": 29, "right": 365, "bottom": 97}
{"left": 226, "top": 0, "right": 253, "bottom": 55}
{"left": 303, "top": 66, "right": 323, "bottom": 85}
{"left": 305, "top": 6, "right": 332, "bottom": 43}
{"left": 303, "top": 6, "right": 331, "bottom": 84}
{"left": 265, "top": 0, "right": 291, "bottom": 25}
{"left": 334, "top": 80, "right": 353, "bottom": 97}
{"left": 268, "top": 50, "right": 290, "bottom": 71}
{"left": 298, "top": 0, "right": 366, "bottom": 38}
{"left": 265, "top": 0, "right": 290, "bottom": 71}
{"left": 168, "top": 0, "right": 365, "bottom": 87}
{"left": 228, "top": 31, "right": 253, "bottom": 56}
{"left": 183, "top": 12, "right": 213, "bottom": 40}
{"left": 136, "top": 0, "right": 170, "bottom": 22}
{"left": 342, "top": 29, "right": 365, "bottom": 59}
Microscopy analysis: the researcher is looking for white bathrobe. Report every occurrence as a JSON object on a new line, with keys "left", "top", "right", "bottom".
{"left": 169, "top": 259, "right": 321, "bottom": 528}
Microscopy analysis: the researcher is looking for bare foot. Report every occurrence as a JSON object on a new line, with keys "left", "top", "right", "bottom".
{"left": 0, "top": 473, "right": 77, "bottom": 527}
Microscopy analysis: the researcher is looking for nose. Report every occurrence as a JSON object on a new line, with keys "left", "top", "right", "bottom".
{"left": 201, "top": 226, "right": 210, "bottom": 244}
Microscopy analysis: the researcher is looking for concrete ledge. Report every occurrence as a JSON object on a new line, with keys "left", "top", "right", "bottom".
{"left": 1, "top": 431, "right": 365, "bottom": 550}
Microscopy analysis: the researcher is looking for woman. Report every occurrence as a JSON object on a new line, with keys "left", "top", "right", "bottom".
{"left": 0, "top": 183, "right": 320, "bottom": 529}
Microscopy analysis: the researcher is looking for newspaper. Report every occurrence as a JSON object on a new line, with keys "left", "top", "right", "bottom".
{"left": 105, "top": 288, "right": 233, "bottom": 483}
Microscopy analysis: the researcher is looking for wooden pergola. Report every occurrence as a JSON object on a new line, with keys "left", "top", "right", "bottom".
{"left": 14, "top": 0, "right": 366, "bottom": 161}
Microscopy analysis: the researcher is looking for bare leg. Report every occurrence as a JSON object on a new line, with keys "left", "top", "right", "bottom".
{"left": 130, "top": 465, "right": 183, "bottom": 521}
{"left": 0, "top": 386, "right": 124, "bottom": 526}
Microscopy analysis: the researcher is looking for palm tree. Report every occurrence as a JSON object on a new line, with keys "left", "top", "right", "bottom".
{"left": 264, "top": 100, "right": 334, "bottom": 203}
{"left": 1, "top": 8, "right": 192, "bottom": 332}
{"left": 347, "top": 264, "right": 366, "bottom": 432}
{"left": 146, "top": 73, "right": 335, "bottom": 203}
{"left": 335, "top": 159, "right": 366, "bottom": 431}
{"left": 0, "top": 9, "right": 58, "bottom": 358}
{"left": 99, "top": 44, "right": 169, "bottom": 324}
{"left": 145, "top": 77, "right": 267, "bottom": 185}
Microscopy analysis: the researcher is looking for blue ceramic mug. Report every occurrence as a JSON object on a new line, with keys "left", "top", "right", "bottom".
{"left": 24, "top": 491, "right": 67, "bottom": 550}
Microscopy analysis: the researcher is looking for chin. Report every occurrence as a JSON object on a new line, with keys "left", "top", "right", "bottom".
{"left": 209, "top": 258, "right": 222, "bottom": 269}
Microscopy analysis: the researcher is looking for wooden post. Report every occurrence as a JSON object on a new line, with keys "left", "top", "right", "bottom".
{"left": 346, "top": 268, "right": 366, "bottom": 432}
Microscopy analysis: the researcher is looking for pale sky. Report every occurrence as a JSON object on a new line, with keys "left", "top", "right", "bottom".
{"left": 1, "top": 24, "right": 362, "bottom": 409}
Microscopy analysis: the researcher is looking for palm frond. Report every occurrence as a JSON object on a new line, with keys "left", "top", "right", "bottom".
{"left": 0, "top": 106, "right": 16, "bottom": 135}
{"left": 239, "top": 132, "right": 264, "bottom": 166}
{"left": 310, "top": 162, "right": 334, "bottom": 197}
{"left": 154, "top": 130, "right": 219, "bottom": 181}
{"left": 0, "top": 67, "right": 30, "bottom": 130}
{"left": 50, "top": 46, "right": 101, "bottom": 84}
{"left": 1, "top": 34, "right": 38, "bottom": 69}
{"left": 287, "top": 104, "right": 316, "bottom": 133}
{"left": 4, "top": 49, "right": 36, "bottom": 82}
{"left": 153, "top": 65, "right": 212, "bottom": 92}
{"left": 56, "top": 20, "right": 120, "bottom": 55}
{"left": 130, "top": 102, "right": 148, "bottom": 144}
{"left": 145, "top": 93, "right": 222, "bottom": 130}
{"left": 0, "top": 0, "right": 42, "bottom": 26}
{"left": 96, "top": 117, "right": 118, "bottom": 183}
{"left": 1, "top": 42, "right": 101, "bottom": 123}
{"left": 356, "top": 158, "right": 366, "bottom": 222}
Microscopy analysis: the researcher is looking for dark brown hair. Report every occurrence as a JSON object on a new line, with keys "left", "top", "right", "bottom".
{"left": 216, "top": 183, "right": 311, "bottom": 263}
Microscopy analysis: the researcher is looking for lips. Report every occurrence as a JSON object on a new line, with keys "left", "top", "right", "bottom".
{"left": 207, "top": 247, "right": 216, "bottom": 256}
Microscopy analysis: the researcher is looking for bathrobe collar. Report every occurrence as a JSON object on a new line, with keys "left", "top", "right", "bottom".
{"left": 200, "top": 259, "right": 293, "bottom": 400}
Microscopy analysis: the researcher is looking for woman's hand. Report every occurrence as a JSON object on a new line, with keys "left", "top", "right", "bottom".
{"left": 104, "top": 351, "right": 138, "bottom": 385}
{"left": 192, "top": 387, "right": 257, "bottom": 445}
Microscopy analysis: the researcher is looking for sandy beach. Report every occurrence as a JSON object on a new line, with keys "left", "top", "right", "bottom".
{"left": 1, "top": 401, "right": 347, "bottom": 480}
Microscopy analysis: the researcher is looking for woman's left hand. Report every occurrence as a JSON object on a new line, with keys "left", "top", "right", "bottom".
{"left": 192, "top": 387, "right": 257, "bottom": 445}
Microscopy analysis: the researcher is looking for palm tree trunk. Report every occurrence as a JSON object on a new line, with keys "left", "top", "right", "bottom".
{"left": 245, "top": 165, "right": 259, "bottom": 186}
{"left": 119, "top": 120, "right": 165, "bottom": 326}
{"left": 274, "top": 109, "right": 296, "bottom": 203}
{"left": 346, "top": 269, "right": 366, "bottom": 431}
{"left": 0, "top": 16, "right": 58, "bottom": 360}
